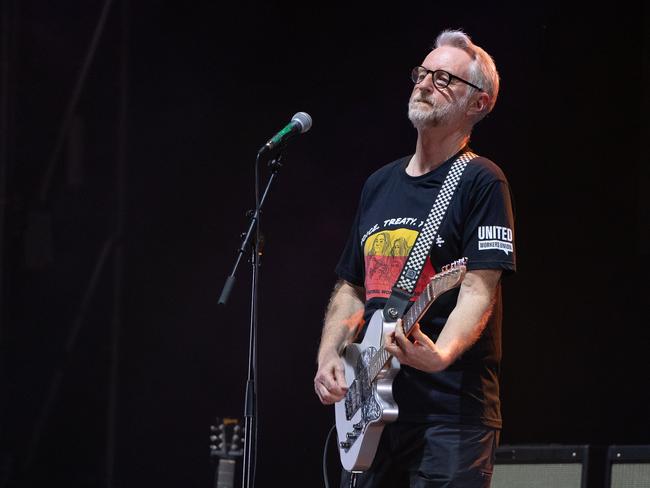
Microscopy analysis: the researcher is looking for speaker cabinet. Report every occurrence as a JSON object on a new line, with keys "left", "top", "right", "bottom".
{"left": 492, "top": 444, "right": 605, "bottom": 488}
{"left": 606, "top": 445, "right": 650, "bottom": 487}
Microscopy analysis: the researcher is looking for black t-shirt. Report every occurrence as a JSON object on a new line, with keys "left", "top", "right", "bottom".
{"left": 335, "top": 149, "right": 516, "bottom": 428}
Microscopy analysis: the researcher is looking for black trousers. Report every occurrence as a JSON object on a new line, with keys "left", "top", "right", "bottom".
{"left": 340, "top": 422, "right": 499, "bottom": 488}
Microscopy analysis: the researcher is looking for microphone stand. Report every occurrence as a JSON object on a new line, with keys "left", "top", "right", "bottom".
{"left": 218, "top": 152, "right": 284, "bottom": 488}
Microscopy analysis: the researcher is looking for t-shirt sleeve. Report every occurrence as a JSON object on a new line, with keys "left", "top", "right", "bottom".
{"left": 335, "top": 200, "right": 365, "bottom": 287}
{"left": 462, "top": 179, "right": 516, "bottom": 273}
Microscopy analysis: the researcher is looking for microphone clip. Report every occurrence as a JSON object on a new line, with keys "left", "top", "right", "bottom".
{"left": 268, "top": 154, "right": 283, "bottom": 173}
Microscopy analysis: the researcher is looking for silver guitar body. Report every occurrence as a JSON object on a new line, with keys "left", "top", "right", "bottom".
{"left": 334, "top": 309, "right": 401, "bottom": 472}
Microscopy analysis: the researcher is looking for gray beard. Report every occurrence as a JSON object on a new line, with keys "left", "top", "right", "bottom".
{"left": 408, "top": 97, "right": 454, "bottom": 129}
{"left": 408, "top": 90, "right": 471, "bottom": 129}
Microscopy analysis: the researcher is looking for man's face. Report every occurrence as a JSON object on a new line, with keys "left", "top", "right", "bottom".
{"left": 408, "top": 46, "right": 474, "bottom": 129}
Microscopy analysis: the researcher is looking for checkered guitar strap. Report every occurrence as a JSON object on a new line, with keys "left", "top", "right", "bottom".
{"left": 381, "top": 151, "right": 476, "bottom": 322}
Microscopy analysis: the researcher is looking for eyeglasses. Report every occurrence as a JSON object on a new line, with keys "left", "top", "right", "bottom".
{"left": 410, "top": 66, "right": 483, "bottom": 92}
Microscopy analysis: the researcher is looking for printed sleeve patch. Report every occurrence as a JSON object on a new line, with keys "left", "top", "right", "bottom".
{"left": 477, "top": 225, "right": 514, "bottom": 255}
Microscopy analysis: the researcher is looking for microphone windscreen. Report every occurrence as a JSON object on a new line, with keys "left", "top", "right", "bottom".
{"left": 291, "top": 112, "right": 312, "bottom": 133}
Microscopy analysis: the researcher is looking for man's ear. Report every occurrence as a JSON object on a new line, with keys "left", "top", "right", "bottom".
{"left": 468, "top": 91, "right": 490, "bottom": 116}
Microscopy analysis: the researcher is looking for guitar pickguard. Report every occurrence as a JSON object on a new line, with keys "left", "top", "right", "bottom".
{"left": 344, "top": 346, "right": 381, "bottom": 423}
{"left": 358, "top": 347, "right": 381, "bottom": 423}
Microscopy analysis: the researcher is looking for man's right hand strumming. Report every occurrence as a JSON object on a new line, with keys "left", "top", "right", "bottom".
{"left": 314, "top": 352, "right": 348, "bottom": 404}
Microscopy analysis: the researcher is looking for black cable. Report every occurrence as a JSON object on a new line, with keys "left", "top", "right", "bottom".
{"left": 240, "top": 153, "right": 261, "bottom": 488}
{"left": 322, "top": 423, "right": 336, "bottom": 488}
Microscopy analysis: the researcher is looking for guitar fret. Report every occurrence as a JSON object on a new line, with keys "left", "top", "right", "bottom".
{"left": 371, "top": 351, "right": 379, "bottom": 381}
{"left": 370, "top": 347, "right": 389, "bottom": 382}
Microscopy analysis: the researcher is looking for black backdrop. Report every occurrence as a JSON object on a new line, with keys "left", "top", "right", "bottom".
{"left": 1, "top": 1, "right": 648, "bottom": 487}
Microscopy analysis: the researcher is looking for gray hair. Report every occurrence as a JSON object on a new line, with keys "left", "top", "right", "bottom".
{"left": 435, "top": 29, "right": 500, "bottom": 119}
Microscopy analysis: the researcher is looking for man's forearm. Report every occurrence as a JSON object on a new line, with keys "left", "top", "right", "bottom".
{"left": 435, "top": 269, "right": 501, "bottom": 366}
{"left": 317, "top": 280, "right": 365, "bottom": 362}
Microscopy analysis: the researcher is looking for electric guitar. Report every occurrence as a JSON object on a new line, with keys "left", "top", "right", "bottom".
{"left": 335, "top": 258, "right": 467, "bottom": 472}
{"left": 209, "top": 417, "right": 243, "bottom": 488}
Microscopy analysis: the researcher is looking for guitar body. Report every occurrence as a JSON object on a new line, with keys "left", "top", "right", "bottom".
{"left": 335, "top": 309, "right": 400, "bottom": 472}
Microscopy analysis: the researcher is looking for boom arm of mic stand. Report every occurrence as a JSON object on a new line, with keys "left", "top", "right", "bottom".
{"left": 217, "top": 154, "right": 282, "bottom": 306}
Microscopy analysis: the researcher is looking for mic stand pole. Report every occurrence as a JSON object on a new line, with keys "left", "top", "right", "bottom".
{"left": 218, "top": 153, "right": 283, "bottom": 488}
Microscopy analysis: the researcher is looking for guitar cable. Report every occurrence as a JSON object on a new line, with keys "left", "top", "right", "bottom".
{"left": 322, "top": 423, "right": 336, "bottom": 488}
{"left": 323, "top": 423, "right": 360, "bottom": 488}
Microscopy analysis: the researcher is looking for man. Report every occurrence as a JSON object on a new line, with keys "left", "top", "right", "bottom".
{"left": 314, "top": 29, "right": 516, "bottom": 487}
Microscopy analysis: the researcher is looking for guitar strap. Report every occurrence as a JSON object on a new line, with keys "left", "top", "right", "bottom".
{"left": 382, "top": 150, "right": 477, "bottom": 322}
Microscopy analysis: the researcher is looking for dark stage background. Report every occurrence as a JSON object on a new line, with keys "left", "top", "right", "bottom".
{"left": 0, "top": 1, "right": 648, "bottom": 487}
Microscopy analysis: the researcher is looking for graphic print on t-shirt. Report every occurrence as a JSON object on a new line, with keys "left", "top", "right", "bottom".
{"left": 363, "top": 229, "right": 436, "bottom": 300}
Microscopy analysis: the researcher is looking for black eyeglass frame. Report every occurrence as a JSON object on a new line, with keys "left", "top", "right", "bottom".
{"left": 411, "top": 66, "right": 483, "bottom": 92}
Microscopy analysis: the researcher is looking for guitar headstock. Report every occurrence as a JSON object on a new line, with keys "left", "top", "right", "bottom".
{"left": 431, "top": 257, "right": 468, "bottom": 295}
{"left": 209, "top": 417, "right": 244, "bottom": 460}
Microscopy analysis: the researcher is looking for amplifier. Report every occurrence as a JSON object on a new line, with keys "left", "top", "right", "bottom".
{"left": 606, "top": 445, "right": 650, "bottom": 487}
{"left": 492, "top": 444, "right": 606, "bottom": 488}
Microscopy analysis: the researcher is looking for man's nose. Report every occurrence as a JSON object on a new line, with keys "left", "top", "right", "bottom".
{"left": 416, "top": 72, "right": 435, "bottom": 91}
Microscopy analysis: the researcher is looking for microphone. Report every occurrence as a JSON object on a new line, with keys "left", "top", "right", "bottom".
{"left": 257, "top": 112, "right": 312, "bottom": 157}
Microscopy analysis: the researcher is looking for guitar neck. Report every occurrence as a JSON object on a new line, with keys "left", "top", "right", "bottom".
{"left": 401, "top": 278, "right": 440, "bottom": 335}
{"left": 215, "top": 458, "right": 236, "bottom": 488}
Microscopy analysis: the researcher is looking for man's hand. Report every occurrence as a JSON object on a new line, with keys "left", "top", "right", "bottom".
{"left": 314, "top": 352, "right": 348, "bottom": 404}
{"left": 384, "top": 320, "right": 450, "bottom": 373}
